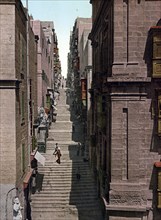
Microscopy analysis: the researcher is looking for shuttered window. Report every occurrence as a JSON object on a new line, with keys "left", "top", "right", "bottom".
{"left": 150, "top": 27, "right": 161, "bottom": 78}
{"left": 158, "top": 93, "right": 161, "bottom": 135}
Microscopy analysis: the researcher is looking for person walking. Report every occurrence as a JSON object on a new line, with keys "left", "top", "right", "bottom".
{"left": 77, "top": 142, "right": 81, "bottom": 156}
{"left": 53, "top": 143, "right": 58, "bottom": 156}
{"left": 53, "top": 143, "right": 62, "bottom": 164}
{"left": 56, "top": 146, "right": 62, "bottom": 164}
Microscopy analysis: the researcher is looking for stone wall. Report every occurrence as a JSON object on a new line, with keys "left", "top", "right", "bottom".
{"left": 0, "top": 1, "right": 29, "bottom": 219}
{"left": 109, "top": 0, "right": 161, "bottom": 219}
{"left": 90, "top": 0, "right": 161, "bottom": 219}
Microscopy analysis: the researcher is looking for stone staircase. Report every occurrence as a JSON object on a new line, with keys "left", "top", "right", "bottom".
{"left": 31, "top": 88, "right": 104, "bottom": 220}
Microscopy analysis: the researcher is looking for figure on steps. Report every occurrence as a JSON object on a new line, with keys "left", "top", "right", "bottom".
{"left": 76, "top": 166, "right": 81, "bottom": 180}
{"left": 53, "top": 143, "right": 62, "bottom": 164}
{"left": 53, "top": 143, "right": 58, "bottom": 155}
{"left": 77, "top": 142, "right": 81, "bottom": 156}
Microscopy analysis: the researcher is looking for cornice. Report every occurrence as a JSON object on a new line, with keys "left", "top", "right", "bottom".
{"left": 89, "top": 0, "right": 112, "bottom": 40}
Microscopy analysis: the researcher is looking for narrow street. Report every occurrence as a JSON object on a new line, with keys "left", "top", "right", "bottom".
{"left": 31, "top": 88, "right": 103, "bottom": 220}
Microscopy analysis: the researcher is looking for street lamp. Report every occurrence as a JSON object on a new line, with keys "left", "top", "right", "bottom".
{"left": 5, "top": 187, "right": 18, "bottom": 220}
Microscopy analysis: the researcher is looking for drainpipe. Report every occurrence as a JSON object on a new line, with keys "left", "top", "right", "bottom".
{"left": 26, "top": 0, "right": 31, "bottom": 170}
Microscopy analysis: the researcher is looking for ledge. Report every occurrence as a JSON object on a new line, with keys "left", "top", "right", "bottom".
{"left": 0, "top": 79, "right": 21, "bottom": 89}
{"left": 106, "top": 77, "right": 151, "bottom": 83}
{"left": 102, "top": 196, "right": 150, "bottom": 212}
{"left": 105, "top": 205, "right": 149, "bottom": 212}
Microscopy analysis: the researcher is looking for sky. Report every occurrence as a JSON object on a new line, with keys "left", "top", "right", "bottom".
{"left": 21, "top": 0, "right": 92, "bottom": 78}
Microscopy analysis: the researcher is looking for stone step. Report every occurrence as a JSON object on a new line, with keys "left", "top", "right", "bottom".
{"left": 38, "top": 173, "right": 92, "bottom": 178}
{"left": 31, "top": 213, "right": 78, "bottom": 220}
{"left": 41, "top": 178, "right": 95, "bottom": 183}
{"left": 41, "top": 170, "right": 93, "bottom": 175}
{"left": 41, "top": 173, "right": 94, "bottom": 178}
{"left": 50, "top": 122, "right": 72, "bottom": 130}
{"left": 40, "top": 176, "right": 94, "bottom": 181}
{"left": 49, "top": 130, "right": 73, "bottom": 136}
{"left": 31, "top": 89, "right": 103, "bottom": 220}
{"left": 46, "top": 142, "right": 77, "bottom": 147}
{"left": 31, "top": 211, "right": 103, "bottom": 220}
{"left": 31, "top": 207, "right": 79, "bottom": 220}
{"left": 31, "top": 193, "right": 97, "bottom": 198}
{"left": 31, "top": 198, "right": 97, "bottom": 205}
{"left": 38, "top": 165, "right": 90, "bottom": 170}
{"left": 56, "top": 114, "right": 71, "bottom": 121}
{"left": 38, "top": 153, "right": 82, "bottom": 157}
{"left": 31, "top": 201, "right": 100, "bottom": 208}
{"left": 40, "top": 174, "right": 93, "bottom": 179}
{"left": 46, "top": 140, "right": 79, "bottom": 145}
{"left": 38, "top": 168, "right": 91, "bottom": 172}
{"left": 40, "top": 183, "right": 96, "bottom": 188}
{"left": 41, "top": 182, "right": 95, "bottom": 187}
{"left": 31, "top": 196, "right": 98, "bottom": 204}
{"left": 40, "top": 182, "right": 94, "bottom": 187}
{"left": 54, "top": 105, "right": 70, "bottom": 112}
{"left": 35, "top": 187, "right": 96, "bottom": 192}
{"left": 41, "top": 184, "right": 96, "bottom": 190}
{"left": 47, "top": 136, "right": 74, "bottom": 141}
{"left": 32, "top": 205, "right": 102, "bottom": 212}
{"left": 38, "top": 163, "right": 90, "bottom": 167}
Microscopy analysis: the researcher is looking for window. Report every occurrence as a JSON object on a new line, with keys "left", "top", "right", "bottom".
{"left": 42, "top": 38, "right": 44, "bottom": 49}
{"left": 21, "top": 91, "right": 25, "bottom": 122}
{"left": 151, "top": 27, "right": 161, "bottom": 78}
{"left": 20, "top": 33, "right": 26, "bottom": 73}
{"left": 157, "top": 171, "right": 161, "bottom": 208}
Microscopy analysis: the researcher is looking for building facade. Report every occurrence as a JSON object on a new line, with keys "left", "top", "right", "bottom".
{"left": 89, "top": 0, "right": 161, "bottom": 219}
{"left": 53, "top": 33, "right": 62, "bottom": 91}
{"left": 67, "top": 18, "right": 92, "bottom": 125}
{"left": 79, "top": 29, "right": 92, "bottom": 156}
{"left": 0, "top": 1, "right": 38, "bottom": 219}
{"left": 30, "top": 19, "right": 54, "bottom": 109}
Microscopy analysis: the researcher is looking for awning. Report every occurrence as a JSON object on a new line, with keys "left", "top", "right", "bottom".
{"left": 23, "top": 169, "right": 33, "bottom": 189}
{"left": 34, "top": 151, "right": 46, "bottom": 166}
{"left": 30, "top": 147, "right": 38, "bottom": 161}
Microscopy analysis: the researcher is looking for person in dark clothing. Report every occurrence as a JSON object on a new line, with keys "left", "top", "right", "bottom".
{"left": 56, "top": 147, "right": 61, "bottom": 164}
{"left": 76, "top": 166, "right": 81, "bottom": 180}
{"left": 53, "top": 143, "right": 62, "bottom": 164}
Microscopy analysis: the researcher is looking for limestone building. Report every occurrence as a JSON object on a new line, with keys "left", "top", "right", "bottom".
{"left": 67, "top": 18, "right": 92, "bottom": 123}
{"left": 30, "top": 19, "right": 54, "bottom": 109}
{"left": 89, "top": 0, "right": 161, "bottom": 219}
{"left": 0, "top": 0, "right": 38, "bottom": 219}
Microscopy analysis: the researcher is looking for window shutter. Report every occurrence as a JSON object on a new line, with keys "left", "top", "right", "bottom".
{"left": 150, "top": 27, "right": 161, "bottom": 78}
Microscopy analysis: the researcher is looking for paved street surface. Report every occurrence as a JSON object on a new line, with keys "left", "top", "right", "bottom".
{"left": 31, "top": 88, "right": 104, "bottom": 220}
